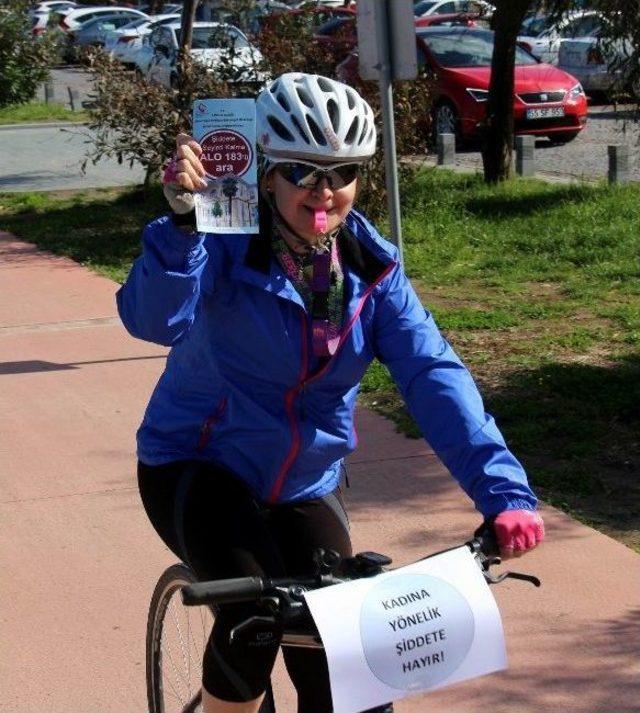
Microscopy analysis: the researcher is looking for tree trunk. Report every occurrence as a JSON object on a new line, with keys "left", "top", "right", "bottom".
{"left": 482, "top": 0, "right": 530, "bottom": 183}
{"left": 178, "top": 0, "right": 198, "bottom": 54}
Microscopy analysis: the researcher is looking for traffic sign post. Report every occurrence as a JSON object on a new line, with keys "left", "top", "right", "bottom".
{"left": 357, "top": 0, "right": 417, "bottom": 263}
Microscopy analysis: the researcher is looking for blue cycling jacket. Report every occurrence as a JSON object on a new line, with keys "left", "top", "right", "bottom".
{"left": 117, "top": 209, "right": 537, "bottom": 515}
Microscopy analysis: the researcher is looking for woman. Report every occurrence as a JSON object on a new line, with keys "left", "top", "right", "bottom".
{"left": 117, "top": 72, "right": 544, "bottom": 713}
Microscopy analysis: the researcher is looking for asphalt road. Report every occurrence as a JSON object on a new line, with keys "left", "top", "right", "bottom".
{"left": 0, "top": 123, "right": 145, "bottom": 193}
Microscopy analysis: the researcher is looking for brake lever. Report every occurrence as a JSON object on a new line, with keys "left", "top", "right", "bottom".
{"left": 483, "top": 570, "right": 541, "bottom": 587}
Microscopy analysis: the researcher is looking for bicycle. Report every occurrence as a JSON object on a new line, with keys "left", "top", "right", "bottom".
{"left": 145, "top": 531, "right": 541, "bottom": 713}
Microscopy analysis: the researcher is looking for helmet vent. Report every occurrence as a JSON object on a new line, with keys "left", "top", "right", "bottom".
{"left": 290, "top": 114, "right": 310, "bottom": 144}
{"left": 269, "top": 80, "right": 280, "bottom": 94}
{"left": 317, "top": 76, "right": 334, "bottom": 93}
{"left": 276, "top": 92, "right": 290, "bottom": 112}
{"left": 295, "top": 85, "right": 314, "bottom": 108}
{"left": 345, "top": 88, "right": 356, "bottom": 110}
{"left": 344, "top": 116, "right": 359, "bottom": 145}
{"left": 358, "top": 119, "right": 369, "bottom": 146}
{"left": 267, "top": 116, "right": 294, "bottom": 142}
{"left": 306, "top": 114, "right": 327, "bottom": 145}
{"left": 326, "top": 98, "right": 340, "bottom": 132}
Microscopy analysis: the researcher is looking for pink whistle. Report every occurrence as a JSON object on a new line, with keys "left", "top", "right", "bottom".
{"left": 313, "top": 209, "right": 328, "bottom": 234}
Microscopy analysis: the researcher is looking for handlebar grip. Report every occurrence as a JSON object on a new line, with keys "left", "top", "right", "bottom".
{"left": 181, "top": 577, "right": 265, "bottom": 606}
{"left": 469, "top": 526, "right": 500, "bottom": 558}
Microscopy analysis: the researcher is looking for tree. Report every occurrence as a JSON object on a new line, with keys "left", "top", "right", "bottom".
{"left": 222, "top": 176, "right": 239, "bottom": 226}
{"left": 0, "top": 0, "right": 57, "bottom": 108}
{"left": 481, "top": 0, "right": 533, "bottom": 183}
{"left": 482, "top": 0, "right": 574, "bottom": 183}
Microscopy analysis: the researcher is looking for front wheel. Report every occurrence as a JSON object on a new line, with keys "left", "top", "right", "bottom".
{"left": 146, "top": 564, "right": 214, "bottom": 713}
{"left": 146, "top": 564, "right": 276, "bottom": 713}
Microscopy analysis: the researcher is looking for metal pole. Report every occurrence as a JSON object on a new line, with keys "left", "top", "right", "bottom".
{"left": 375, "top": 0, "right": 403, "bottom": 263}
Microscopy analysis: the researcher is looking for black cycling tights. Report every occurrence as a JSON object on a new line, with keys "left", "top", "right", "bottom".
{"left": 138, "top": 460, "right": 388, "bottom": 712}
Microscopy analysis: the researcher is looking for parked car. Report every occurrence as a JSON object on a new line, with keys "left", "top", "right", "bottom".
{"left": 105, "top": 14, "right": 180, "bottom": 68}
{"left": 338, "top": 26, "right": 588, "bottom": 145}
{"left": 142, "top": 21, "right": 264, "bottom": 89}
{"left": 253, "top": 4, "right": 355, "bottom": 36}
{"left": 139, "top": 3, "right": 182, "bottom": 13}
{"left": 414, "top": 11, "right": 481, "bottom": 28}
{"left": 313, "top": 9, "right": 481, "bottom": 67}
{"left": 70, "top": 10, "right": 152, "bottom": 49}
{"left": 30, "top": 1, "right": 78, "bottom": 36}
{"left": 558, "top": 35, "right": 635, "bottom": 100}
{"left": 517, "top": 10, "right": 601, "bottom": 65}
{"left": 57, "top": 6, "right": 148, "bottom": 33}
{"left": 414, "top": 0, "right": 493, "bottom": 18}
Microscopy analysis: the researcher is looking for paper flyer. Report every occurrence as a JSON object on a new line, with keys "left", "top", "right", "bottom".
{"left": 192, "top": 98, "right": 259, "bottom": 233}
{"left": 304, "top": 546, "right": 507, "bottom": 713}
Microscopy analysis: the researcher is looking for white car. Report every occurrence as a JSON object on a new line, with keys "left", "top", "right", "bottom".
{"left": 142, "top": 21, "right": 265, "bottom": 89}
{"left": 29, "top": 1, "right": 78, "bottom": 36}
{"left": 413, "top": 0, "right": 494, "bottom": 18}
{"left": 105, "top": 14, "right": 180, "bottom": 68}
{"left": 58, "top": 6, "right": 148, "bottom": 33}
{"left": 518, "top": 10, "right": 602, "bottom": 65}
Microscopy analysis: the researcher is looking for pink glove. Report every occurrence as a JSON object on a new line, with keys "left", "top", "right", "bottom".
{"left": 494, "top": 509, "right": 545, "bottom": 557}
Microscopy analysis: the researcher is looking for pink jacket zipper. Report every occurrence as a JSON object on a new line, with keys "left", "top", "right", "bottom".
{"left": 267, "top": 261, "right": 396, "bottom": 503}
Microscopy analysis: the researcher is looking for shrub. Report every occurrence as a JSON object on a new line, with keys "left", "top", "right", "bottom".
{"left": 0, "top": 0, "right": 57, "bottom": 108}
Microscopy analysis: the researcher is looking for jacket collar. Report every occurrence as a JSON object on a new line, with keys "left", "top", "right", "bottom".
{"left": 240, "top": 210, "right": 392, "bottom": 285}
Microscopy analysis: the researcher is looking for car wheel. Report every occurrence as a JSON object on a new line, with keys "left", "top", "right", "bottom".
{"left": 432, "top": 100, "right": 460, "bottom": 144}
{"left": 547, "top": 131, "right": 580, "bottom": 145}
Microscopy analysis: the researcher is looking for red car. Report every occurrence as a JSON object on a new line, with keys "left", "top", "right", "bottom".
{"left": 313, "top": 13, "right": 479, "bottom": 66}
{"left": 338, "top": 26, "right": 588, "bottom": 145}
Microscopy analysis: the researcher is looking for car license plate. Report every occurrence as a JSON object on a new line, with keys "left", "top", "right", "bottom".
{"left": 526, "top": 107, "right": 565, "bottom": 120}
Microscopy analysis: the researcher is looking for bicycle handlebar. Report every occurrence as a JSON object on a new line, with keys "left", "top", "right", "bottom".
{"left": 180, "top": 532, "right": 516, "bottom": 608}
{"left": 181, "top": 576, "right": 267, "bottom": 606}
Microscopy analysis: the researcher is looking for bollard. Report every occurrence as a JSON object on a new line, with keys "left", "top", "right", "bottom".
{"left": 515, "top": 135, "right": 535, "bottom": 177}
{"left": 44, "top": 82, "right": 55, "bottom": 104}
{"left": 608, "top": 145, "right": 629, "bottom": 185}
{"left": 437, "top": 133, "right": 455, "bottom": 166}
{"left": 67, "top": 87, "right": 80, "bottom": 111}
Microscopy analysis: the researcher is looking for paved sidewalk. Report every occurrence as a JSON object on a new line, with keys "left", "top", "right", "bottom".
{"left": 0, "top": 232, "right": 638, "bottom": 713}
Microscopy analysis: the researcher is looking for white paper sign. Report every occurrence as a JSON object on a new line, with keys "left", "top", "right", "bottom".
{"left": 304, "top": 546, "right": 507, "bottom": 713}
{"left": 192, "top": 98, "right": 259, "bottom": 234}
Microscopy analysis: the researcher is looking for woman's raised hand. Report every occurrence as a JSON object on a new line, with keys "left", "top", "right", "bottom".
{"left": 163, "top": 133, "right": 208, "bottom": 191}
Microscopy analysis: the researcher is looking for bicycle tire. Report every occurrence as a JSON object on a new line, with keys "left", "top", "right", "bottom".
{"left": 146, "top": 563, "right": 276, "bottom": 713}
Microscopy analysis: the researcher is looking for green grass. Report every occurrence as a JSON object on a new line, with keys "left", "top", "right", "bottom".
{"left": 0, "top": 101, "right": 88, "bottom": 125}
{"left": 1, "top": 170, "right": 638, "bottom": 550}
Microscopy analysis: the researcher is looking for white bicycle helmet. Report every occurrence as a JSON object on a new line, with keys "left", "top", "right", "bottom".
{"left": 256, "top": 72, "right": 376, "bottom": 164}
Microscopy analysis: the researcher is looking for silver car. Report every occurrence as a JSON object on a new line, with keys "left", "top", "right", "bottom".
{"left": 71, "top": 10, "right": 151, "bottom": 48}
{"left": 558, "top": 36, "right": 635, "bottom": 99}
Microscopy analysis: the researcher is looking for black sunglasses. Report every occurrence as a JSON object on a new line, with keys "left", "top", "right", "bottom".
{"left": 274, "top": 161, "right": 361, "bottom": 190}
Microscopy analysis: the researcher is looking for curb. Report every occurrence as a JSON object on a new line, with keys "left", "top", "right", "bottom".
{"left": 0, "top": 122, "right": 88, "bottom": 131}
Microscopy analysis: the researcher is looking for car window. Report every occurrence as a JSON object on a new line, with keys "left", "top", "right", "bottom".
{"left": 560, "top": 16, "right": 597, "bottom": 38}
{"left": 414, "top": 1, "right": 439, "bottom": 15}
{"left": 191, "top": 26, "right": 250, "bottom": 50}
{"left": 122, "top": 17, "right": 148, "bottom": 29}
{"left": 520, "top": 15, "right": 551, "bottom": 37}
{"left": 421, "top": 29, "right": 538, "bottom": 66}
{"left": 436, "top": 2, "right": 457, "bottom": 13}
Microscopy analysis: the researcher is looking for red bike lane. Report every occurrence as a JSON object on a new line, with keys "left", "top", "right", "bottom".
{"left": 1, "top": 232, "right": 637, "bottom": 713}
